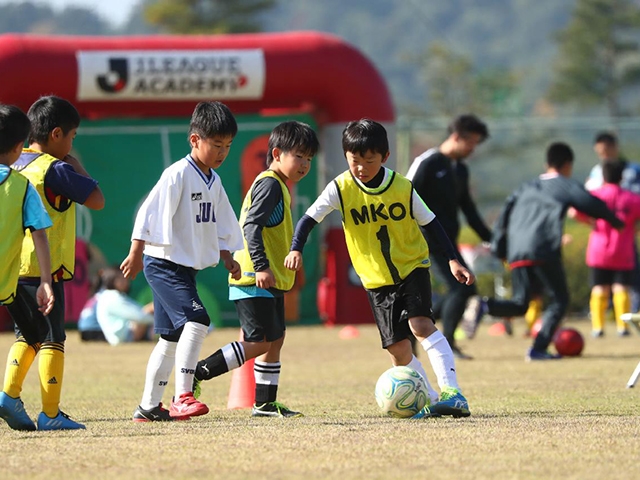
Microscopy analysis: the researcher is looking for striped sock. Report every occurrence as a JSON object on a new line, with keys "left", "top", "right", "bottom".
{"left": 254, "top": 361, "right": 280, "bottom": 404}
{"left": 39, "top": 342, "right": 65, "bottom": 417}
{"left": 197, "top": 341, "right": 245, "bottom": 381}
{"left": 3, "top": 339, "right": 40, "bottom": 398}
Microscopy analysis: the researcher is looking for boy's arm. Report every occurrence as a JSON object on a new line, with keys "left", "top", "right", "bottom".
{"left": 220, "top": 250, "right": 241, "bottom": 280}
{"left": 61, "top": 155, "right": 105, "bottom": 210}
{"left": 490, "top": 186, "right": 521, "bottom": 260}
{"left": 120, "top": 239, "right": 145, "bottom": 280}
{"left": 569, "top": 182, "right": 624, "bottom": 229}
{"left": 31, "top": 229, "right": 55, "bottom": 315}
{"left": 457, "top": 163, "right": 492, "bottom": 242}
{"left": 285, "top": 215, "right": 319, "bottom": 271}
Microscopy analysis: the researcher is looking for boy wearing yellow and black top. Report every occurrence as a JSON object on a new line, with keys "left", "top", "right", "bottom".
{"left": 193, "top": 121, "right": 319, "bottom": 417}
{"left": 1, "top": 96, "right": 104, "bottom": 431}
{"left": 286, "top": 119, "right": 474, "bottom": 418}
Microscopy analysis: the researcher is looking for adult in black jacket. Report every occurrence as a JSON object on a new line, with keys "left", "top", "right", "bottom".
{"left": 406, "top": 114, "right": 491, "bottom": 359}
{"left": 486, "top": 142, "right": 623, "bottom": 360}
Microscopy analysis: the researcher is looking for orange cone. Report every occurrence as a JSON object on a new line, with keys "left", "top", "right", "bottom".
{"left": 339, "top": 325, "right": 360, "bottom": 339}
{"left": 227, "top": 330, "right": 255, "bottom": 409}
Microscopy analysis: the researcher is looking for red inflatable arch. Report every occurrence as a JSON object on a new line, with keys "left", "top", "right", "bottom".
{"left": 0, "top": 31, "right": 395, "bottom": 326}
{"left": 0, "top": 31, "right": 393, "bottom": 123}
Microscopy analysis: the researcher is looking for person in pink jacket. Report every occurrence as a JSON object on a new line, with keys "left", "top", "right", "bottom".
{"left": 575, "top": 161, "right": 640, "bottom": 337}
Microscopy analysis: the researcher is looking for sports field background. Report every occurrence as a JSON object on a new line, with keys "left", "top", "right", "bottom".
{"left": 0, "top": 317, "right": 638, "bottom": 479}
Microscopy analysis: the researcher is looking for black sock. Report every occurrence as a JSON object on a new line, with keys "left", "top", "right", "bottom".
{"left": 195, "top": 350, "right": 228, "bottom": 381}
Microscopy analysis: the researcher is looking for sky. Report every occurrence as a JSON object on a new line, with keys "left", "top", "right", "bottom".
{"left": 2, "top": 0, "right": 139, "bottom": 26}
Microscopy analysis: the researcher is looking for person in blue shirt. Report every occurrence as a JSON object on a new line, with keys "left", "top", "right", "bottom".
{"left": 1, "top": 96, "right": 105, "bottom": 431}
{"left": 0, "top": 104, "right": 55, "bottom": 431}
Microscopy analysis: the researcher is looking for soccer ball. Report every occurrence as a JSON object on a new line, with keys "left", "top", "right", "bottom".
{"left": 374, "top": 366, "right": 428, "bottom": 418}
{"left": 553, "top": 327, "right": 584, "bottom": 356}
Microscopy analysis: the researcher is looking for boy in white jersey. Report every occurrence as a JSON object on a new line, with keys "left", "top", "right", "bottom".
{"left": 286, "top": 119, "right": 474, "bottom": 418}
{"left": 193, "top": 121, "right": 319, "bottom": 418}
{"left": 121, "top": 101, "right": 244, "bottom": 422}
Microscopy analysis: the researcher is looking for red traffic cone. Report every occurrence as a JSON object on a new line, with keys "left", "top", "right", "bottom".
{"left": 227, "top": 329, "right": 255, "bottom": 409}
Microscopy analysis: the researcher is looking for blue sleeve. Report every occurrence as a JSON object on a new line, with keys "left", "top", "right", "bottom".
{"left": 23, "top": 183, "right": 53, "bottom": 231}
{"left": 291, "top": 214, "right": 318, "bottom": 253}
{"left": 46, "top": 161, "right": 98, "bottom": 205}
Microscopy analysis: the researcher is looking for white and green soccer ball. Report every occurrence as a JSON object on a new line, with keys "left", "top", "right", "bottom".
{"left": 374, "top": 365, "right": 428, "bottom": 418}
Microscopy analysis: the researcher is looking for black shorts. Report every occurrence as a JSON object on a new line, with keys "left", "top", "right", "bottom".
{"left": 7, "top": 281, "right": 66, "bottom": 344}
{"left": 366, "top": 268, "right": 433, "bottom": 349}
{"left": 235, "top": 296, "right": 286, "bottom": 343}
{"left": 590, "top": 267, "right": 634, "bottom": 287}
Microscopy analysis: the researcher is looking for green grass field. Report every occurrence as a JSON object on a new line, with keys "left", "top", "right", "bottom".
{"left": 1, "top": 318, "right": 639, "bottom": 480}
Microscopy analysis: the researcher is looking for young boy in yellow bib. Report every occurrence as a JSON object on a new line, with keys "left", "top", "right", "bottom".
{"left": 285, "top": 119, "right": 474, "bottom": 418}
{"left": 0, "top": 96, "right": 104, "bottom": 431}
{"left": 192, "top": 121, "right": 319, "bottom": 417}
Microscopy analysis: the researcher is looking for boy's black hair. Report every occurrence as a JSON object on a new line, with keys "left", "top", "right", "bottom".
{"left": 594, "top": 131, "right": 618, "bottom": 146}
{"left": 342, "top": 119, "right": 389, "bottom": 157}
{"left": 0, "top": 104, "right": 30, "bottom": 155}
{"left": 188, "top": 101, "right": 238, "bottom": 140}
{"left": 27, "top": 96, "right": 81, "bottom": 145}
{"left": 448, "top": 114, "right": 489, "bottom": 142}
{"left": 602, "top": 160, "right": 624, "bottom": 185}
{"left": 266, "top": 121, "right": 319, "bottom": 166}
{"left": 546, "top": 142, "right": 574, "bottom": 170}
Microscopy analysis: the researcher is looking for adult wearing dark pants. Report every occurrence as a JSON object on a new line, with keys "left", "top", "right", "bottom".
{"left": 406, "top": 114, "right": 491, "bottom": 360}
{"left": 481, "top": 142, "right": 623, "bottom": 360}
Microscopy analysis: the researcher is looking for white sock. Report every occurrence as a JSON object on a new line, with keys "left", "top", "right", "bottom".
{"left": 421, "top": 330, "right": 460, "bottom": 391}
{"left": 254, "top": 361, "right": 281, "bottom": 386}
{"left": 174, "top": 322, "right": 209, "bottom": 397}
{"left": 222, "top": 341, "right": 245, "bottom": 370}
{"left": 408, "top": 355, "right": 439, "bottom": 405}
{"left": 140, "top": 338, "right": 177, "bottom": 410}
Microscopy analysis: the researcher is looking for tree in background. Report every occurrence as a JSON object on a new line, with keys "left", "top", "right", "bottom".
{"left": 548, "top": 0, "right": 640, "bottom": 117}
{"left": 0, "top": 2, "right": 112, "bottom": 35}
{"left": 417, "top": 42, "right": 521, "bottom": 118}
{"left": 144, "top": 0, "right": 276, "bottom": 34}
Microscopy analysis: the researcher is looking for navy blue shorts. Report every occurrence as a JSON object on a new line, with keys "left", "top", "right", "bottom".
{"left": 143, "top": 255, "right": 210, "bottom": 336}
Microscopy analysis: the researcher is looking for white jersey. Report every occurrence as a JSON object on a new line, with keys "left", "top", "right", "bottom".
{"left": 132, "top": 155, "right": 243, "bottom": 270}
{"left": 305, "top": 167, "right": 436, "bottom": 226}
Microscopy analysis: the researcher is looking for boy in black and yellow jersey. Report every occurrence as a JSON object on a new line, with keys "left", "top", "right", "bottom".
{"left": 1, "top": 96, "right": 104, "bottom": 431}
{"left": 193, "top": 121, "right": 319, "bottom": 418}
{"left": 0, "top": 104, "right": 56, "bottom": 431}
{"left": 286, "top": 119, "right": 474, "bottom": 418}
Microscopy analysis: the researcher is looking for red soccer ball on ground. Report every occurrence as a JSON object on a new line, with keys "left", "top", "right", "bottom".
{"left": 553, "top": 327, "right": 585, "bottom": 356}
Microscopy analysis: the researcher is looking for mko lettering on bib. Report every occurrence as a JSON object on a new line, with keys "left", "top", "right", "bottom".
{"left": 350, "top": 202, "right": 407, "bottom": 225}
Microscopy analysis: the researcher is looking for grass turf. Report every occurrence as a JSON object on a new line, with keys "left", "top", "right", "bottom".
{"left": 0, "top": 318, "right": 639, "bottom": 479}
